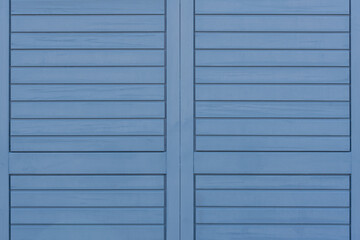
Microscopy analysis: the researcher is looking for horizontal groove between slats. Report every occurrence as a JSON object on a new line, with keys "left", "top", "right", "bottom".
{"left": 11, "top": 48, "right": 165, "bottom": 50}
{"left": 11, "top": 100, "right": 165, "bottom": 102}
{"left": 195, "top": 14, "right": 350, "bottom": 16}
{"left": 11, "top": 14, "right": 165, "bottom": 16}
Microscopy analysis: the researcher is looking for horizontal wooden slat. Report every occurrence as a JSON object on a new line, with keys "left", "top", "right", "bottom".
{"left": 12, "top": 85, "right": 164, "bottom": 100}
{"left": 11, "top": 119, "right": 164, "bottom": 135}
{"left": 196, "top": 136, "right": 350, "bottom": 151}
{"left": 196, "top": 175, "right": 349, "bottom": 189}
{"left": 196, "top": 119, "right": 349, "bottom": 135}
{"left": 196, "top": 207, "right": 349, "bottom": 224}
{"left": 12, "top": 225, "right": 164, "bottom": 240}
{"left": 195, "top": 0, "right": 349, "bottom": 14}
{"left": 11, "top": 50, "right": 164, "bottom": 66}
{"left": 12, "top": 33, "right": 164, "bottom": 49}
{"left": 196, "top": 225, "right": 349, "bottom": 240}
{"left": 12, "top": 102, "right": 165, "bottom": 118}
{"left": 196, "top": 16, "right": 349, "bottom": 32}
{"left": 194, "top": 152, "right": 351, "bottom": 174}
{"left": 12, "top": 15, "right": 164, "bottom": 32}
{"left": 11, "top": 67, "right": 165, "bottom": 84}
{"left": 9, "top": 153, "right": 166, "bottom": 174}
{"left": 11, "top": 208, "right": 164, "bottom": 224}
{"left": 196, "top": 102, "right": 349, "bottom": 118}
{"left": 196, "top": 67, "right": 349, "bottom": 84}
{"left": 196, "top": 190, "right": 349, "bottom": 207}
{"left": 11, "top": 136, "right": 165, "bottom": 152}
{"left": 11, "top": 175, "right": 164, "bottom": 189}
{"left": 196, "top": 33, "right": 349, "bottom": 49}
{"left": 196, "top": 85, "right": 349, "bottom": 101}
{"left": 11, "top": 0, "right": 165, "bottom": 14}
{"left": 196, "top": 50, "right": 349, "bottom": 66}
{"left": 11, "top": 190, "right": 164, "bottom": 207}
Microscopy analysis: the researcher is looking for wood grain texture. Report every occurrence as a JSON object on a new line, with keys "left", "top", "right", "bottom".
{"left": 12, "top": 15, "right": 164, "bottom": 32}
{"left": 196, "top": 190, "right": 349, "bottom": 207}
{"left": 12, "top": 85, "right": 165, "bottom": 100}
{"left": 11, "top": 136, "right": 165, "bottom": 152}
{"left": 11, "top": 67, "right": 165, "bottom": 84}
{"left": 197, "top": 207, "right": 349, "bottom": 224}
{"left": 196, "top": 119, "right": 349, "bottom": 135}
{"left": 195, "top": 0, "right": 349, "bottom": 14}
{"left": 9, "top": 153, "right": 166, "bottom": 174}
{"left": 196, "top": 50, "right": 349, "bottom": 67}
{"left": 11, "top": 0, "right": 165, "bottom": 14}
{"left": 196, "top": 175, "right": 350, "bottom": 189}
{"left": 12, "top": 190, "right": 164, "bottom": 207}
{"left": 196, "top": 102, "right": 349, "bottom": 118}
{"left": 12, "top": 102, "right": 165, "bottom": 118}
{"left": 11, "top": 175, "right": 165, "bottom": 189}
{"left": 12, "top": 225, "right": 165, "bottom": 240}
{"left": 196, "top": 84, "right": 349, "bottom": 101}
{"left": 196, "top": 67, "right": 349, "bottom": 84}
{"left": 12, "top": 208, "right": 165, "bottom": 224}
{"left": 196, "top": 15, "right": 349, "bottom": 32}
{"left": 12, "top": 50, "right": 164, "bottom": 66}
{"left": 196, "top": 225, "right": 349, "bottom": 240}
{"left": 196, "top": 33, "right": 349, "bottom": 49}
{"left": 12, "top": 33, "right": 165, "bottom": 49}
{"left": 196, "top": 136, "right": 350, "bottom": 151}
{"left": 194, "top": 152, "right": 351, "bottom": 174}
{"left": 11, "top": 119, "right": 164, "bottom": 135}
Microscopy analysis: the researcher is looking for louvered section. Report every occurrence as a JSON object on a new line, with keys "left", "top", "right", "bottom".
{"left": 195, "top": 0, "right": 350, "bottom": 152}
{"left": 10, "top": 175, "right": 165, "bottom": 240}
{"left": 10, "top": 0, "right": 166, "bottom": 152}
{"left": 195, "top": 174, "right": 350, "bottom": 240}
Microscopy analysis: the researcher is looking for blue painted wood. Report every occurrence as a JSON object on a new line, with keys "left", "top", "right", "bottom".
{"left": 12, "top": 33, "right": 165, "bottom": 49}
{"left": 196, "top": 15, "right": 349, "bottom": 32}
{"left": 11, "top": 136, "right": 165, "bottom": 152}
{"left": 196, "top": 119, "right": 349, "bottom": 135}
{"left": 351, "top": 1, "right": 360, "bottom": 240}
{"left": 12, "top": 225, "right": 165, "bottom": 240}
{"left": 1, "top": 0, "right": 358, "bottom": 239}
{"left": 9, "top": 153, "right": 166, "bottom": 174}
{"left": 197, "top": 207, "right": 350, "bottom": 224}
{"left": 12, "top": 85, "right": 165, "bottom": 100}
{"left": 195, "top": 0, "right": 349, "bottom": 14}
{"left": 11, "top": 175, "right": 165, "bottom": 189}
{"left": 12, "top": 190, "right": 164, "bottom": 207}
{"left": 12, "top": 15, "right": 165, "bottom": 32}
{"left": 11, "top": 0, "right": 165, "bottom": 14}
{"left": 196, "top": 67, "right": 350, "bottom": 84}
{"left": 194, "top": 152, "right": 352, "bottom": 174}
{"left": 196, "top": 50, "right": 349, "bottom": 67}
{"left": 11, "top": 67, "right": 165, "bottom": 84}
{"left": 197, "top": 136, "right": 350, "bottom": 151}
{"left": 196, "top": 102, "right": 349, "bottom": 118}
{"left": 180, "top": 0, "right": 195, "bottom": 239}
{"left": 196, "top": 225, "right": 349, "bottom": 240}
{"left": 196, "top": 33, "right": 349, "bottom": 49}
{"left": 166, "top": 0, "right": 181, "bottom": 238}
{"left": 197, "top": 190, "right": 349, "bottom": 207}
{"left": 0, "top": 0, "right": 9, "bottom": 239}
{"left": 196, "top": 175, "right": 350, "bottom": 189}
{"left": 196, "top": 85, "right": 349, "bottom": 101}
{"left": 11, "top": 119, "right": 164, "bottom": 135}
{"left": 12, "top": 50, "right": 164, "bottom": 66}
{"left": 12, "top": 102, "right": 165, "bottom": 118}
{"left": 12, "top": 208, "right": 165, "bottom": 224}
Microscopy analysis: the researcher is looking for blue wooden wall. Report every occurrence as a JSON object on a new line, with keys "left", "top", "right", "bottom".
{"left": 0, "top": 0, "right": 359, "bottom": 239}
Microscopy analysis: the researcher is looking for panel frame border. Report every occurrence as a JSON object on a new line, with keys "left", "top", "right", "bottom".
{"left": 0, "top": 0, "right": 10, "bottom": 239}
